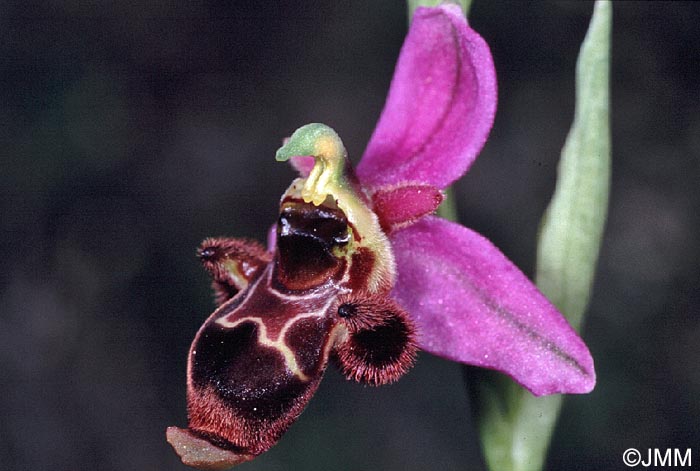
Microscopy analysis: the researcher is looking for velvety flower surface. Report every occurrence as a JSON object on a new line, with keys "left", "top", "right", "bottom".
{"left": 168, "top": 4, "right": 595, "bottom": 469}
{"left": 357, "top": 5, "right": 496, "bottom": 189}
{"left": 301, "top": 4, "right": 595, "bottom": 396}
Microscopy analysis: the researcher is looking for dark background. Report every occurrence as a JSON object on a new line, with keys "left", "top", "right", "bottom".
{"left": 1, "top": 1, "right": 698, "bottom": 470}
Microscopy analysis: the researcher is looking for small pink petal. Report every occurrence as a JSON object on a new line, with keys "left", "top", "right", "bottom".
{"left": 357, "top": 5, "right": 497, "bottom": 189}
{"left": 371, "top": 182, "right": 443, "bottom": 232}
{"left": 390, "top": 216, "right": 595, "bottom": 396}
{"left": 289, "top": 155, "right": 315, "bottom": 177}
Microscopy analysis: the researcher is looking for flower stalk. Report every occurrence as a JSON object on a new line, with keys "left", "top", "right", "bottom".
{"left": 408, "top": 0, "right": 472, "bottom": 22}
{"left": 471, "top": 2, "right": 612, "bottom": 470}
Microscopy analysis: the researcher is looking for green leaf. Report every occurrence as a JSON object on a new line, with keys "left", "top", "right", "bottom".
{"left": 474, "top": 2, "right": 611, "bottom": 471}
{"left": 473, "top": 373, "right": 564, "bottom": 471}
{"left": 535, "top": 0, "right": 612, "bottom": 329}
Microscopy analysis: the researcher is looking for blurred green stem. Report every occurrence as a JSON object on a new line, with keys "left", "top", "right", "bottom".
{"left": 437, "top": 187, "right": 459, "bottom": 222}
{"left": 408, "top": 0, "right": 472, "bottom": 22}
{"left": 472, "top": 2, "right": 611, "bottom": 471}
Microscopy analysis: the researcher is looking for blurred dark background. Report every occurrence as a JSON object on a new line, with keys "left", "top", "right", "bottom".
{"left": 1, "top": 1, "right": 698, "bottom": 470}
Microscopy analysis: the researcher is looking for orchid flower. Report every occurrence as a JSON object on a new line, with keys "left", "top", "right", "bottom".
{"left": 167, "top": 4, "right": 595, "bottom": 469}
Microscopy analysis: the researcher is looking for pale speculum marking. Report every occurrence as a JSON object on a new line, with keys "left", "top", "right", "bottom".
{"left": 215, "top": 267, "right": 338, "bottom": 382}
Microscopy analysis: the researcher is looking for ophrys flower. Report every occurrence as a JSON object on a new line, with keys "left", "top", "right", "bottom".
{"left": 167, "top": 5, "right": 595, "bottom": 469}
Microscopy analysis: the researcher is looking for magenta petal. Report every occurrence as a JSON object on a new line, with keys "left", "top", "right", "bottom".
{"left": 371, "top": 182, "right": 444, "bottom": 232}
{"left": 390, "top": 217, "right": 595, "bottom": 396}
{"left": 357, "top": 5, "right": 497, "bottom": 189}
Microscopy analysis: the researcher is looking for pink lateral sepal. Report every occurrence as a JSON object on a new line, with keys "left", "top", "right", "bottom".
{"left": 166, "top": 427, "right": 255, "bottom": 470}
{"left": 357, "top": 4, "right": 497, "bottom": 189}
{"left": 371, "top": 182, "right": 444, "bottom": 232}
{"left": 389, "top": 216, "right": 596, "bottom": 396}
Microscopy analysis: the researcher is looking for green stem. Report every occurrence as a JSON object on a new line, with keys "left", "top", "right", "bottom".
{"left": 472, "top": 2, "right": 612, "bottom": 470}
{"left": 407, "top": 0, "right": 472, "bottom": 22}
{"left": 436, "top": 187, "right": 459, "bottom": 222}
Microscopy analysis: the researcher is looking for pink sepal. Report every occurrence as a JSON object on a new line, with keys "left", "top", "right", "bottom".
{"left": 390, "top": 216, "right": 595, "bottom": 396}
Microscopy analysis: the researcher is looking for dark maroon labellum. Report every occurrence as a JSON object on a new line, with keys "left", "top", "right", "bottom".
{"left": 168, "top": 199, "right": 417, "bottom": 469}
